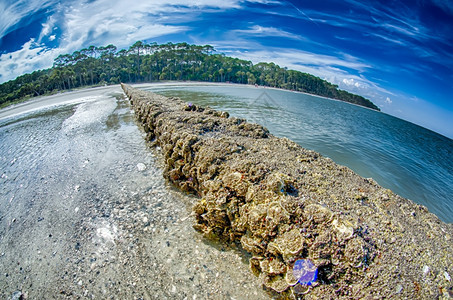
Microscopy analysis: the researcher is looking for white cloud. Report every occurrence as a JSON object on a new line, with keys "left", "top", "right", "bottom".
{"left": 234, "top": 25, "right": 303, "bottom": 40}
{"left": 367, "top": 33, "right": 406, "bottom": 46}
{"left": 246, "top": 0, "right": 281, "bottom": 3}
{"left": 38, "top": 16, "right": 57, "bottom": 43}
{"left": 385, "top": 97, "right": 392, "bottom": 104}
{"left": 342, "top": 78, "right": 361, "bottom": 88}
{"left": 0, "top": 0, "right": 57, "bottom": 39}
{"left": 0, "top": 39, "right": 63, "bottom": 82}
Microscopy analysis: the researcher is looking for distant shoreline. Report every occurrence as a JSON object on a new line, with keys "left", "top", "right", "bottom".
{"left": 133, "top": 80, "right": 382, "bottom": 112}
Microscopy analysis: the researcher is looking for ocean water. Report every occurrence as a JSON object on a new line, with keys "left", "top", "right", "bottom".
{"left": 143, "top": 83, "right": 453, "bottom": 223}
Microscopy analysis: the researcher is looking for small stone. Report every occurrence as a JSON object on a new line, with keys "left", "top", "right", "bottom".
{"left": 75, "top": 207, "right": 80, "bottom": 213}
{"left": 445, "top": 271, "right": 451, "bottom": 282}
{"left": 423, "top": 265, "right": 430, "bottom": 276}
{"left": 137, "top": 163, "right": 146, "bottom": 172}
{"left": 395, "top": 284, "right": 403, "bottom": 294}
{"left": 294, "top": 284, "right": 310, "bottom": 295}
{"left": 10, "top": 291, "right": 23, "bottom": 300}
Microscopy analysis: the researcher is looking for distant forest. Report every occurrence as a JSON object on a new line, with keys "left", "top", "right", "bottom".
{"left": 0, "top": 42, "right": 380, "bottom": 110}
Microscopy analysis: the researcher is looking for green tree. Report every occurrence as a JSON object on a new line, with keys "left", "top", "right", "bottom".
{"left": 0, "top": 42, "right": 380, "bottom": 111}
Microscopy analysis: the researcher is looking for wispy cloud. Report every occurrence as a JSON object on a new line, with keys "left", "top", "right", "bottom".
{"left": 365, "top": 33, "right": 406, "bottom": 46}
{"left": 37, "top": 16, "right": 57, "bottom": 43}
{"left": 62, "top": 0, "right": 189, "bottom": 50}
{"left": 234, "top": 25, "right": 303, "bottom": 40}
{"left": 0, "top": 0, "right": 57, "bottom": 39}
{"left": 221, "top": 45, "right": 364, "bottom": 70}
{"left": 283, "top": 0, "right": 318, "bottom": 25}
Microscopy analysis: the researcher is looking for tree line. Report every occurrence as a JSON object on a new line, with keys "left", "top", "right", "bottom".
{"left": 0, "top": 41, "right": 380, "bottom": 110}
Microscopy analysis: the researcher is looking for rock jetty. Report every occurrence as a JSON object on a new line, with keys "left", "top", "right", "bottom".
{"left": 122, "top": 84, "right": 453, "bottom": 299}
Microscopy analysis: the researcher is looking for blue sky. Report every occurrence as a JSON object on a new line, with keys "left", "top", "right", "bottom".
{"left": 1, "top": 0, "right": 452, "bottom": 138}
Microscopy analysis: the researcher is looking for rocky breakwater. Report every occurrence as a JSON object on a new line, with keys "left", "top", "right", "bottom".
{"left": 122, "top": 84, "right": 453, "bottom": 299}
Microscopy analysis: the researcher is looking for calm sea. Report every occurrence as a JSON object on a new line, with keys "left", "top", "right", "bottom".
{"left": 144, "top": 83, "right": 453, "bottom": 223}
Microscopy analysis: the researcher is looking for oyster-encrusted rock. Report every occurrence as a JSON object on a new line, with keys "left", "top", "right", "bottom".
{"left": 123, "top": 84, "right": 453, "bottom": 299}
{"left": 267, "top": 228, "right": 305, "bottom": 262}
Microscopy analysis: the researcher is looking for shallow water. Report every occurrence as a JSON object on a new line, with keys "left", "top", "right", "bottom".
{"left": 142, "top": 83, "right": 453, "bottom": 223}
{"left": 0, "top": 86, "right": 266, "bottom": 299}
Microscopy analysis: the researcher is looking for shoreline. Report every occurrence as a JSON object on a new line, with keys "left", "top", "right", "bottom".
{"left": 133, "top": 81, "right": 381, "bottom": 112}
{"left": 0, "top": 85, "right": 122, "bottom": 121}
{"left": 3, "top": 80, "right": 450, "bottom": 140}
{"left": 123, "top": 84, "right": 453, "bottom": 298}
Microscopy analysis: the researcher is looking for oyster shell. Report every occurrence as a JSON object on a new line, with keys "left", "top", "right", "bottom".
{"left": 267, "top": 228, "right": 305, "bottom": 261}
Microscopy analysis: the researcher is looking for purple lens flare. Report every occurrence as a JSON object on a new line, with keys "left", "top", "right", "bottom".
{"left": 293, "top": 259, "right": 318, "bottom": 286}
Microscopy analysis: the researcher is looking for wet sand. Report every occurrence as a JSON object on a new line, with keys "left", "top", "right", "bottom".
{"left": 0, "top": 86, "right": 267, "bottom": 299}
